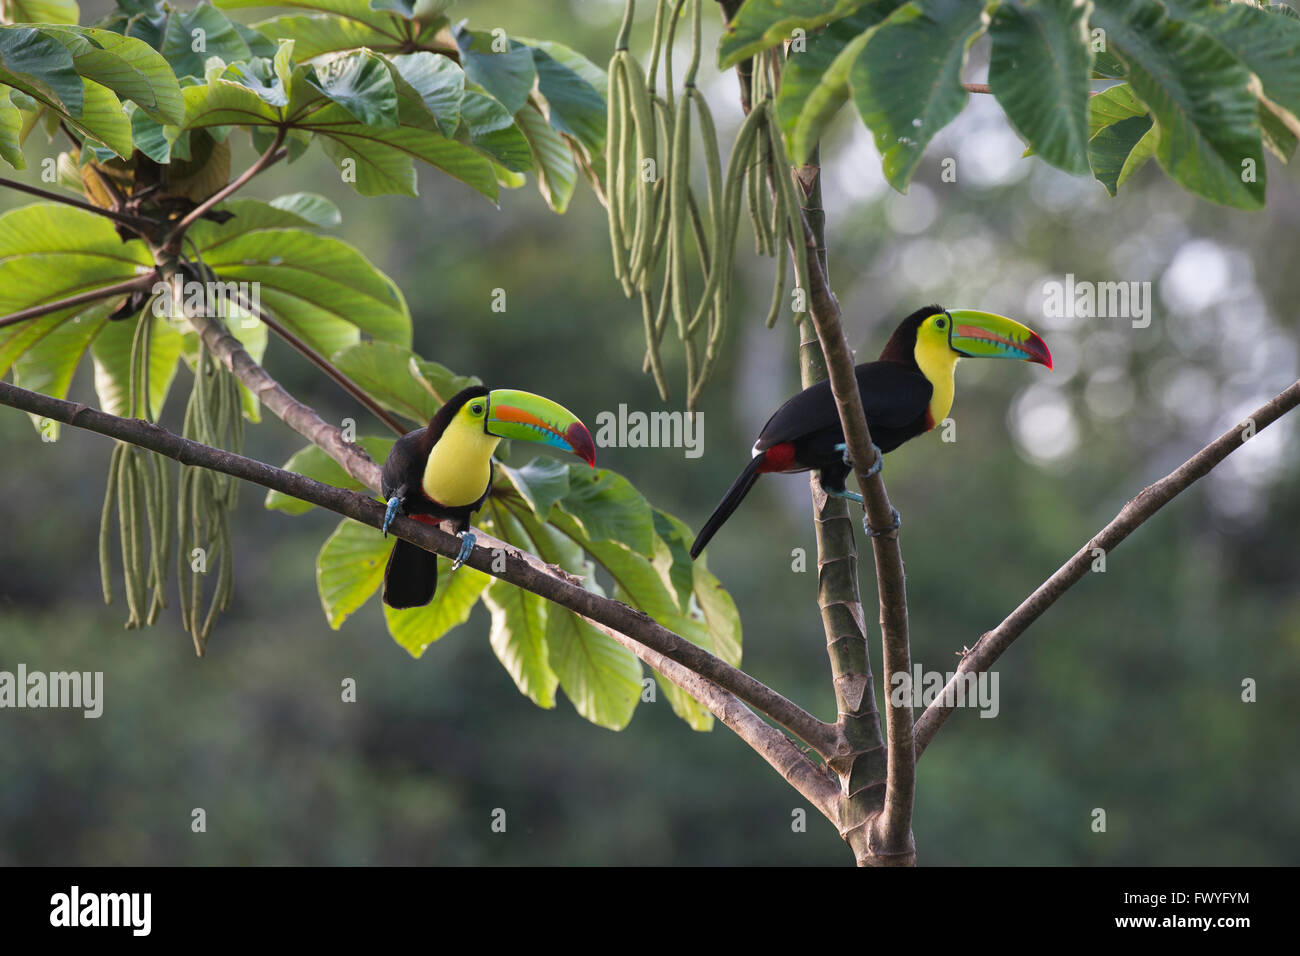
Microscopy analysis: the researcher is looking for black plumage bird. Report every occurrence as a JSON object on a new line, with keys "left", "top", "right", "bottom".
{"left": 380, "top": 386, "right": 596, "bottom": 608}
{"left": 689, "top": 305, "right": 1052, "bottom": 559}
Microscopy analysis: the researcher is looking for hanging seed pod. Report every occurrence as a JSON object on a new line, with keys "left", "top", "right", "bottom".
{"left": 764, "top": 236, "right": 789, "bottom": 329}
{"left": 764, "top": 101, "right": 812, "bottom": 322}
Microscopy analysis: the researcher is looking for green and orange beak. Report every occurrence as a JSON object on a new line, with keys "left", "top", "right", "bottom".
{"left": 483, "top": 389, "right": 597, "bottom": 466}
{"left": 946, "top": 310, "right": 1052, "bottom": 369}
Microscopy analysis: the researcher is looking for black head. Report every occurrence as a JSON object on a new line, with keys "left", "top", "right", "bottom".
{"left": 878, "top": 304, "right": 945, "bottom": 366}
{"left": 421, "top": 385, "right": 492, "bottom": 450}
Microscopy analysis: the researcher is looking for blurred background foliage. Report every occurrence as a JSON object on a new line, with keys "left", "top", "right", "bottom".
{"left": 1, "top": 0, "right": 1297, "bottom": 865}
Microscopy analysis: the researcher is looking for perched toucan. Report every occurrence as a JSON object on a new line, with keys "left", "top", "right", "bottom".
{"left": 380, "top": 386, "right": 596, "bottom": 608}
{"left": 689, "top": 305, "right": 1052, "bottom": 559}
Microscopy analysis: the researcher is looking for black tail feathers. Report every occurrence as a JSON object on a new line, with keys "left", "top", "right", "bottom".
{"left": 383, "top": 536, "right": 440, "bottom": 609}
{"left": 689, "top": 455, "right": 765, "bottom": 560}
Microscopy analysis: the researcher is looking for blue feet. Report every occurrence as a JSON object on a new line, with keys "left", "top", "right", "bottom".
{"left": 451, "top": 530, "right": 476, "bottom": 571}
{"left": 824, "top": 484, "right": 865, "bottom": 505}
{"left": 864, "top": 507, "right": 902, "bottom": 537}
{"left": 862, "top": 443, "right": 884, "bottom": 479}
{"left": 833, "top": 442, "right": 885, "bottom": 477}
{"left": 382, "top": 495, "right": 402, "bottom": 537}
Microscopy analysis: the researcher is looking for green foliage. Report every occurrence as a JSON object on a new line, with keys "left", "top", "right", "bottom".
{"left": 302, "top": 446, "right": 739, "bottom": 732}
{"left": 730, "top": 0, "right": 1298, "bottom": 205}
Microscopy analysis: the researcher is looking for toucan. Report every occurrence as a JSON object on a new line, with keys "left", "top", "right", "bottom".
{"left": 380, "top": 386, "right": 596, "bottom": 609}
{"left": 689, "top": 305, "right": 1052, "bottom": 559}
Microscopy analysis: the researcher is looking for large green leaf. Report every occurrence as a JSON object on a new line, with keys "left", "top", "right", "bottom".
{"left": 1090, "top": 0, "right": 1265, "bottom": 208}
{"left": 849, "top": 0, "right": 987, "bottom": 192}
{"left": 528, "top": 45, "right": 605, "bottom": 154}
{"left": 188, "top": 205, "right": 411, "bottom": 355}
{"left": 269, "top": 190, "right": 341, "bottom": 227}
{"left": 1089, "top": 112, "right": 1153, "bottom": 194}
{"left": 719, "top": 0, "right": 872, "bottom": 68}
{"left": 176, "top": 57, "right": 499, "bottom": 200}
{"left": 457, "top": 87, "right": 532, "bottom": 173}
{"left": 547, "top": 606, "right": 642, "bottom": 730}
{"left": 514, "top": 100, "right": 576, "bottom": 213}
{"left": 265, "top": 435, "right": 395, "bottom": 514}
{"left": 67, "top": 77, "right": 133, "bottom": 156}
{"left": 11, "top": 306, "right": 107, "bottom": 438}
{"left": 548, "top": 510, "right": 716, "bottom": 731}
{"left": 492, "top": 500, "right": 642, "bottom": 730}
{"left": 454, "top": 27, "right": 536, "bottom": 115}
{"left": 328, "top": 340, "right": 481, "bottom": 424}
{"left": 988, "top": 0, "right": 1092, "bottom": 175}
{"left": 0, "top": 86, "right": 23, "bottom": 169}
{"left": 90, "top": 310, "right": 185, "bottom": 421}
{"left": 159, "top": 4, "right": 252, "bottom": 81}
{"left": 776, "top": 6, "right": 898, "bottom": 164}
{"left": 3, "top": 0, "right": 81, "bottom": 24}
{"left": 558, "top": 467, "right": 655, "bottom": 558}
{"left": 307, "top": 48, "right": 398, "bottom": 127}
{"left": 316, "top": 516, "right": 389, "bottom": 628}
{"left": 483, "top": 575, "right": 558, "bottom": 709}
{"left": 384, "top": 561, "right": 490, "bottom": 657}
{"left": 390, "top": 51, "right": 463, "bottom": 137}
{"left": 1085, "top": 84, "right": 1155, "bottom": 194}
{"left": 249, "top": 14, "right": 404, "bottom": 61}
{"left": 1162, "top": 0, "right": 1300, "bottom": 137}
{"left": 38, "top": 26, "right": 185, "bottom": 126}
{"left": 0, "top": 26, "right": 82, "bottom": 116}
{"left": 0, "top": 204, "right": 152, "bottom": 378}
{"left": 215, "top": 0, "right": 403, "bottom": 34}
{"left": 498, "top": 457, "right": 570, "bottom": 519}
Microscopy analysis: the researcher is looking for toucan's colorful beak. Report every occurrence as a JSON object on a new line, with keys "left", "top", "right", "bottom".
{"left": 946, "top": 310, "right": 1052, "bottom": 369}
{"left": 484, "top": 389, "right": 597, "bottom": 466}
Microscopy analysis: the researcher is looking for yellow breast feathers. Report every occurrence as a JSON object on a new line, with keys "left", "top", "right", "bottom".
{"left": 913, "top": 330, "right": 960, "bottom": 426}
{"left": 420, "top": 416, "right": 502, "bottom": 507}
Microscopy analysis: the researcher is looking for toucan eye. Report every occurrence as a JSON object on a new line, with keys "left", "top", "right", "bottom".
{"left": 471, "top": 403, "right": 484, "bottom": 415}
{"left": 935, "top": 316, "right": 947, "bottom": 330}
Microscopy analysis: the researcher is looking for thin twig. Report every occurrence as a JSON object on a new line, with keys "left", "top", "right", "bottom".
{"left": 913, "top": 378, "right": 1300, "bottom": 757}
{"left": 0, "top": 378, "right": 842, "bottom": 759}
{"left": 0, "top": 175, "right": 150, "bottom": 230}
{"left": 164, "top": 128, "right": 288, "bottom": 252}
{"left": 0, "top": 273, "right": 157, "bottom": 331}
{"left": 219, "top": 280, "right": 408, "bottom": 436}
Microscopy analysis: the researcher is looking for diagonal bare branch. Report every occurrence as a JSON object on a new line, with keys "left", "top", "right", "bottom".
{"left": 0, "top": 273, "right": 158, "bottom": 331}
{"left": 913, "top": 379, "right": 1300, "bottom": 757}
{"left": 0, "top": 175, "right": 152, "bottom": 231}
{"left": 164, "top": 127, "right": 288, "bottom": 253}
{"left": 0, "top": 378, "right": 841, "bottom": 758}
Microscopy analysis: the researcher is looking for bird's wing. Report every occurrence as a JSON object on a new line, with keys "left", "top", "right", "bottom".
{"left": 381, "top": 428, "right": 427, "bottom": 498}
{"left": 755, "top": 362, "right": 933, "bottom": 450}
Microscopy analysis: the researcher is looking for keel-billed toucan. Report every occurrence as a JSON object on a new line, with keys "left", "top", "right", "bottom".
{"left": 381, "top": 386, "right": 596, "bottom": 609}
{"left": 689, "top": 305, "right": 1052, "bottom": 559}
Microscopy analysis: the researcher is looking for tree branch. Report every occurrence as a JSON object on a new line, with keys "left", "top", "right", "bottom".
{"left": 717, "top": 0, "right": 913, "bottom": 861}
{"left": 0, "top": 273, "right": 158, "bottom": 331}
{"left": 793, "top": 186, "right": 916, "bottom": 866}
{"left": 594, "top": 623, "right": 841, "bottom": 820}
{"left": 0, "top": 175, "right": 151, "bottom": 231}
{"left": 164, "top": 128, "right": 288, "bottom": 252}
{"left": 913, "top": 379, "right": 1300, "bottom": 757}
{"left": 0, "top": 380, "right": 841, "bottom": 757}
{"left": 218, "top": 280, "right": 408, "bottom": 436}
{"left": 152, "top": 253, "right": 380, "bottom": 490}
